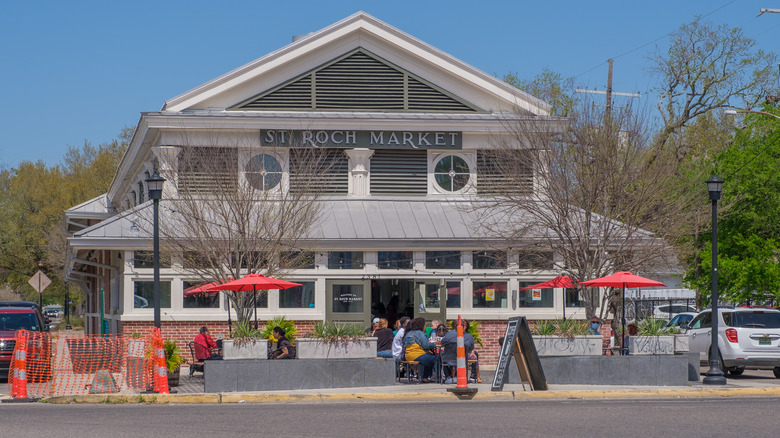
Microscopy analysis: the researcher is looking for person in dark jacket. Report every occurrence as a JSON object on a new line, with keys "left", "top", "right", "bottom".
{"left": 439, "top": 320, "right": 475, "bottom": 383}
{"left": 269, "top": 326, "right": 294, "bottom": 359}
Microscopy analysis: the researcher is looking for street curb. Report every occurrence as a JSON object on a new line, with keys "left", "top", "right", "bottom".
{"left": 39, "top": 386, "right": 780, "bottom": 404}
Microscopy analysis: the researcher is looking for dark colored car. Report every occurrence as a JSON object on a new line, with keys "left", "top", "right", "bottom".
{"left": 0, "top": 303, "right": 48, "bottom": 378}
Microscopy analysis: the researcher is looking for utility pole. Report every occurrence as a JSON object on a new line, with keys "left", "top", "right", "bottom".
{"left": 576, "top": 59, "right": 641, "bottom": 118}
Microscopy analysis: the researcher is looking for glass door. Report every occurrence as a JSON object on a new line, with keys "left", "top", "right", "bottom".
{"left": 326, "top": 279, "right": 371, "bottom": 326}
{"left": 414, "top": 279, "right": 447, "bottom": 323}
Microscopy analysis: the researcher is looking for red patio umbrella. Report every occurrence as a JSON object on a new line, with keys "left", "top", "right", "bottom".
{"left": 206, "top": 274, "right": 302, "bottom": 330}
{"left": 183, "top": 280, "right": 231, "bottom": 297}
{"left": 580, "top": 271, "right": 666, "bottom": 354}
{"left": 521, "top": 276, "right": 579, "bottom": 320}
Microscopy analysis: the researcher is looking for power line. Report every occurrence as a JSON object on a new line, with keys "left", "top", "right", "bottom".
{"left": 575, "top": 0, "right": 738, "bottom": 79}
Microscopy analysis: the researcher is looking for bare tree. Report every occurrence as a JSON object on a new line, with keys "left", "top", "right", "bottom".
{"left": 151, "top": 132, "right": 340, "bottom": 324}
{"left": 477, "top": 102, "right": 689, "bottom": 320}
{"left": 651, "top": 18, "right": 777, "bottom": 159}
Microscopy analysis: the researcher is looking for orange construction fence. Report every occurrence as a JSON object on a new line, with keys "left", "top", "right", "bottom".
{"left": 7, "top": 328, "right": 170, "bottom": 399}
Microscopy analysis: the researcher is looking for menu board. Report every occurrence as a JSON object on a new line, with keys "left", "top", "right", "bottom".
{"left": 491, "top": 316, "right": 548, "bottom": 391}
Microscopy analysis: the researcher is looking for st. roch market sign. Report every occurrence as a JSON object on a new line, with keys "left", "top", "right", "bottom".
{"left": 261, "top": 130, "right": 462, "bottom": 149}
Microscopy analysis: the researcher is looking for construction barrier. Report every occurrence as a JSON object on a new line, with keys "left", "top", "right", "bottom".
{"left": 6, "top": 329, "right": 167, "bottom": 398}
{"left": 455, "top": 315, "right": 468, "bottom": 389}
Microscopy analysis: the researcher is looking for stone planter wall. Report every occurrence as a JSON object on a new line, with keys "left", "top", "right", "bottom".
{"left": 223, "top": 339, "right": 269, "bottom": 360}
{"left": 533, "top": 335, "right": 603, "bottom": 356}
{"left": 628, "top": 335, "right": 675, "bottom": 355}
{"left": 673, "top": 334, "right": 689, "bottom": 352}
{"left": 296, "top": 337, "right": 377, "bottom": 359}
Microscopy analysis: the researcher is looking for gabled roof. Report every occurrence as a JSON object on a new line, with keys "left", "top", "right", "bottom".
{"left": 162, "top": 11, "right": 550, "bottom": 116}
{"left": 230, "top": 48, "right": 482, "bottom": 113}
{"left": 65, "top": 194, "right": 109, "bottom": 217}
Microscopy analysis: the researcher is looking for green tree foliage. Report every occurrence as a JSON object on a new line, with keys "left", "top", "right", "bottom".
{"left": 687, "top": 108, "right": 780, "bottom": 305}
{"left": 503, "top": 67, "right": 579, "bottom": 117}
{"left": 651, "top": 18, "right": 777, "bottom": 158}
{"left": 0, "top": 128, "right": 130, "bottom": 303}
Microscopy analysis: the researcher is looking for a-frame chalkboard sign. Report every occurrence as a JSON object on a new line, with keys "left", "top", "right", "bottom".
{"left": 491, "top": 316, "right": 548, "bottom": 391}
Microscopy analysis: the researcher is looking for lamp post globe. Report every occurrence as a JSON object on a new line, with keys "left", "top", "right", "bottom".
{"left": 146, "top": 171, "right": 166, "bottom": 329}
{"left": 703, "top": 176, "right": 727, "bottom": 385}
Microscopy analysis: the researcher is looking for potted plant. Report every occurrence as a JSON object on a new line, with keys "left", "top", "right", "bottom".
{"left": 530, "top": 319, "right": 603, "bottom": 356}
{"left": 222, "top": 320, "right": 269, "bottom": 359}
{"left": 260, "top": 316, "right": 298, "bottom": 349}
{"left": 164, "top": 339, "right": 186, "bottom": 387}
{"left": 628, "top": 318, "right": 676, "bottom": 355}
{"left": 297, "top": 321, "right": 377, "bottom": 359}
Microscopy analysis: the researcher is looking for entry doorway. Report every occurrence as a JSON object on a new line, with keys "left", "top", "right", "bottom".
{"left": 370, "top": 279, "right": 447, "bottom": 329}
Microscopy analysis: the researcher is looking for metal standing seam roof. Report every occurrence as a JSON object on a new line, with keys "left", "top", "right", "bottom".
{"left": 70, "top": 198, "right": 512, "bottom": 247}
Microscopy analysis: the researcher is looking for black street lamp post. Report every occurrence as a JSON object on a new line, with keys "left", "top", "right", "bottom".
{"left": 703, "top": 176, "right": 727, "bottom": 385}
{"left": 146, "top": 171, "right": 166, "bottom": 329}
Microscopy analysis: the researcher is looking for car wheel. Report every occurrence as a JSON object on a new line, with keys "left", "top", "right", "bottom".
{"left": 728, "top": 367, "right": 744, "bottom": 376}
{"left": 773, "top": 367, "right": 780, "bottom": 379}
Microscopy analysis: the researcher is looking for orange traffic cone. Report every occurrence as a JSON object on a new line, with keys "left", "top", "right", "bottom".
{"left": 446, "top": 315, "right": 478, "bottom": 399}
{"left": 11, "top": 330, "right": 28, "bottom": 400}
{"left": 152, "top": 328, "right": 169, "bottom": 395}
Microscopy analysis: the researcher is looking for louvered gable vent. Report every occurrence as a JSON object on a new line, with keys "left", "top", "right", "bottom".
{"left": 232, "top": 49, "right": 481, "bottom": 113}
{"left": 370, "top": 150, "right": 427, "bottom": 196}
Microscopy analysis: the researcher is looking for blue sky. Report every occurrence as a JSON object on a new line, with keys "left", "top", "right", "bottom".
{"left": 1, "top": 0, "right": 778, "bottom": 169}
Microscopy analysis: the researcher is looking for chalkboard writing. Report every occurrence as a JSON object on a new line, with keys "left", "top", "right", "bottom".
{"left": 492, "top": 317, "right": 520, "bottom": 391}
{"left": 491, "top": 316, "right": 548, "bottom": 391}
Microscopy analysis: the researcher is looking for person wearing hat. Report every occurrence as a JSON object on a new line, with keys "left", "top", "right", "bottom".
{"left": 373, "top": 317, "right": 394, "bottom": 358}
{"left": 587, "top": 316, "right": 601, "bottom": 335}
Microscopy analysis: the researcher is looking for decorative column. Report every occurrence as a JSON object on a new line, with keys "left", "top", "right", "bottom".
{"left": 345, "top": 148, "right": 374, "bottom": 197}
{"left": 152, "top": 146, "right": 181, "bottom": 198}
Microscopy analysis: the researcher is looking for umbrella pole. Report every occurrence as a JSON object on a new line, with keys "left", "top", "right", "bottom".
{"left": 562, "top": 288, "right": 567, "bottom": 321}
{"left": 621, "top": 285, "right": 626, "bottom": 355}
{"left": 226, "top": 292, "right": 233, "bottom": 334}
{"left": 253, "top": 288, "right": 258, "bottom": 331}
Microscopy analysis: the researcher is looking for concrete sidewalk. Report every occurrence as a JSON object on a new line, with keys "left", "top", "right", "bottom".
{"left": 6, "top": 375, "right": 780, "bottom": 404}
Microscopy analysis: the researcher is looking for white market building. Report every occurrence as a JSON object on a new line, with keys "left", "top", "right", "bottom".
{"left": 65, "top": 12, "right": 673, "bottom": 365}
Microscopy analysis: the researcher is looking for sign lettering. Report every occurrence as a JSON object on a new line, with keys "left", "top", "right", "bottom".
{"left": 261, "top": 130, "right": 461, "bottom": 150}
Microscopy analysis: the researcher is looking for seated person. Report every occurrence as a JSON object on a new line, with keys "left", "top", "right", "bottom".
{"left": 587, "top": 316, "right": 601, "bottom": 335}
{"left": 439, "top": 320, "right": 475, "bottom": 383}
{"left": 403, "top": 317, "right": 437, "bottom": 383}
{"left": 372, "top": 318, "right": 395, "bottom": 358}
{"left": 268, "top": 326, "right": 295, "bottom": 359}
{"left": 193, "top": 326, "right": 222, "bottom": 360}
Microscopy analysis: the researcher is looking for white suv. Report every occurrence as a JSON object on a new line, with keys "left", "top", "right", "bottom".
{"left": 687, "top": 308, "right": 780, "bottom": 377}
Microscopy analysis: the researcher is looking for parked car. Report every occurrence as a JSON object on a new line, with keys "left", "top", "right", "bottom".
{"left": 653, "top": 304, "right": 698, "bottom": 319}
{"left": 686, "top": 308, "right": 780, "bottom": 377}
{"left": 666, "top": 312, "right": 697, "bottom": 329}
{"left": 0, "top": 303, "right": 49, "bottom": 377}
{"left": 44, "top": 309, "right": 60, "bottom": 318}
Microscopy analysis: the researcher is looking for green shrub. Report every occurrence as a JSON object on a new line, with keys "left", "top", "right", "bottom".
{"left": 311, "top": 321, "right": 366, "bottom": 343}
{"left": 231, "top": 320, "right": 261, "bottom": 347}
{"left": 260, "top": 316, "right": 297, "bottom": 344}
{"left": 529, "top": 319, "right": 589, "bottom": 337}
{"left": 531, "top": 320, "right": 557, "bottom": 336}
{"left": 637, "top": 318, "right": 674, "bottom": 336}
{"left": 163, "top": 340, "right": 186, "bottom": 372}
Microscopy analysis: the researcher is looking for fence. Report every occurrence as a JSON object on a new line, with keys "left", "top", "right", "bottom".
{"left": 7, "top": 328, "right": 168, "bottom": 399}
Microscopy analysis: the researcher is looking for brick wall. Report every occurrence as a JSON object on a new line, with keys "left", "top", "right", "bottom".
{"left": 118, "top": 320, "right": 320, "bottom": 364}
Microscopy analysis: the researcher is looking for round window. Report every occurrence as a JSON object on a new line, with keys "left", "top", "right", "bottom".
{"left": 434, "top": 155, "right": 470, "bottom": 192}
{"left": 245, "top": 154, "right": 282, "bottom": 190}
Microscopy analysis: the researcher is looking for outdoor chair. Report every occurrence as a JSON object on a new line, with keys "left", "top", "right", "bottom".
{"left": 188, "top": 342, "right": 205, "bottom": 377}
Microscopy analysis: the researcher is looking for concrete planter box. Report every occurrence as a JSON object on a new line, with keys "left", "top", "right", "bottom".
{"left": 628, "top": 335, "right": 675, "bottom": 355}
{"left": 673, "top": 334, "right": 689, "bottom": 352}
{"left": 127, "top": 339, "right": 146, "bottom": 358}
{"left": 223, "top": 339, "right": 269, "bottom": 360}
{"left": 296, "top": 337, "right": 377, "bottom": 359}
{"left": 533, "top": 335, "right": 603, "bottom": 356}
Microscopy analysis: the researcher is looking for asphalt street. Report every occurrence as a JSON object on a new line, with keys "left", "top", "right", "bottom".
{"left": 2, "top": 397, "right": 780, "bottom": 437}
